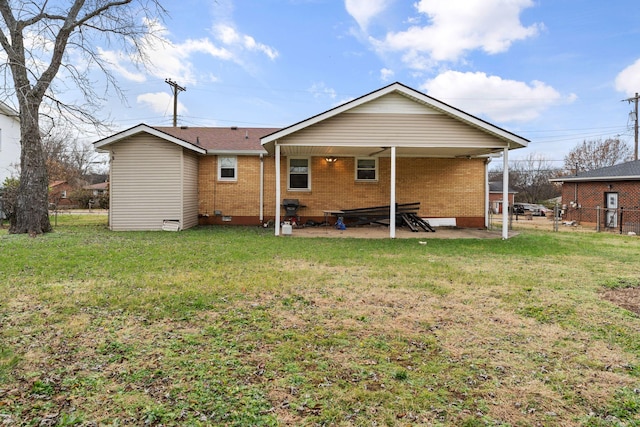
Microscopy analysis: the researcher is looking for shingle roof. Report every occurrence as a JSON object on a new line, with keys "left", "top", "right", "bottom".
{"left": 488, "top": 181, "right": 517, "bottom": 193}
{"left": 154, "top": 126, "right": 280, "bottom": 152}
{"left": 550, "top": 160, "right": 640, "bottom": 182}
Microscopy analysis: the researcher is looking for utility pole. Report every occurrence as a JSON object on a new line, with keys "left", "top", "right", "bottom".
{"left": 165, "top": 78, "right": 186, "bottom": 127}
{"left": 623, "top": 92, "right": 639, "bottom": 161}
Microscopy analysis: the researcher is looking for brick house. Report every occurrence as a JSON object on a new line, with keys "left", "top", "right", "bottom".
{"left": 49, "top": 180, "right": 76, "bottom": 208}
{"left": 488, "top": 181, "right": 517, "bottom": 214}
{"left": 94, "top": 82, "right": 528, "bottom": 237}
{"left": 549, "top": 160, "right": 640, "bottom": 230}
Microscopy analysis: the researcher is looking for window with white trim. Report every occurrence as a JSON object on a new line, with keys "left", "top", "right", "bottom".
{"left": 355, "top": 157, "right": 378, "bottom": 181}
{"left": 288, "top": 157, "right": 310, "bottom": 190}
{"left": 218, "top": 156, "right": 237, "bottom": 181}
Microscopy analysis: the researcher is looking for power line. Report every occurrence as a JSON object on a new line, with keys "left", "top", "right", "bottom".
{"left": 622, "top": 93, "right": 639, "bottom": 160}
{"left": 165, "top": 78, "right": 186, "bottom": 127}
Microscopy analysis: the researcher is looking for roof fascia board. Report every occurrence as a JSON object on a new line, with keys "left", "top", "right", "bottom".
{"left": 0, "top": 101, "right": 19, "bottom": 122}
{"left": 207, "top": 149, "right": 267, "bottom": 155}
{"left": 550, "top": 175, "right": 640, "bottom": 182}
{"left": 93, "top": 124, "right": 206, "bottom": 154}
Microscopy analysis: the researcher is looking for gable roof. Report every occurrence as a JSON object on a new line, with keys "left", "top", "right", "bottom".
{"left": 93, "top": 124, "right": 280, "bottom": 155}
{"left": 261, "top": 82, "right": 529, "bottom": 155}
{"left": 549, "top": 160, "right": 640, "bottom": 182}
{"left": 49, "top": 180, "right": 67, "bottom": 188}
{"left": 489, "top": 181, "right": 517, "bottom": 193}
{"left": 0, "top": 101, "right": 19, "bottom": 123}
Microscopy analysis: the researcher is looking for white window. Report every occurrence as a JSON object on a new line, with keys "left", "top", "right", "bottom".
{"left": 355, "top": 157, "right": 378, "bottom": 181}
{"left": 218, "top": 156, "right": 237, "bottom": 181}
{"left": 61, "top": 190, "right": 67, "bottom": 199}
{"left": 288, "top": 158, "right": 310, "bottom": 191}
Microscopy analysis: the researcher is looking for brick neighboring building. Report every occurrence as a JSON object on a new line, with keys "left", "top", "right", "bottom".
{"left": 49, "top": 180, "right": 76, "bottom": 208}
{"left": 488, "top": 181, "right": 517, "bottom": 214}
{"left": 550, "top": 160, "right": 640, "bottom": 230}
{"left": 94, "top": 82, "right": 529, "bottom": 235}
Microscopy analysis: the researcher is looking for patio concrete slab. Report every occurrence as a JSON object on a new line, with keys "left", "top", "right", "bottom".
{"left": 284, "top": 224, "right": 517, "bottom": 239}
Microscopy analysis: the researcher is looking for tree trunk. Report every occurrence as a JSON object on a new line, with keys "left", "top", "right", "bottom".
{"left": 9, "top": 100, "right": 51, "bottom": 235}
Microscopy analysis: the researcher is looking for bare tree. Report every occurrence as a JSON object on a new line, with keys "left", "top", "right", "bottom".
{"left": 42, "top": 129, "right": 103, "bottom": 183}
{"left": 0, "top": 1, "right": 165, "bottom": 235}
{"left": 490, "top": 153, "right": 561, "bottom": 203}
{"left": 564, "top": 138, "right": 633, "bottom": 174}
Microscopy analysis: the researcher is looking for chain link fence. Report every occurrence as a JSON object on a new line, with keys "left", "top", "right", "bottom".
{"left": 489, "top": 205, "right": 640, "bottom": 234}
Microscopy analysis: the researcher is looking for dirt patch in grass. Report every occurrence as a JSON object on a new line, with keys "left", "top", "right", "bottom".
{"left": 602, "top": 287, "right": 640, "bottom": 315}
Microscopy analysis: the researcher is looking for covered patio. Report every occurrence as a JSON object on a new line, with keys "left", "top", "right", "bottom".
{"left": 280, "top": 223, "right": 518, "bottom": 239}
{"left": 261, "top": 83, "right": 529, "bottom": 239}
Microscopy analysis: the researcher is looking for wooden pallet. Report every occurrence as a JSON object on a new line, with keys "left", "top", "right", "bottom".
{"left": 336, "top": 202, "right": 434, "bottom": 232}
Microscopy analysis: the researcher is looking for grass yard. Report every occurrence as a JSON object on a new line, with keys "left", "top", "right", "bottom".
{"left": 1, "top": 216, "right": 640, "bottom": 426}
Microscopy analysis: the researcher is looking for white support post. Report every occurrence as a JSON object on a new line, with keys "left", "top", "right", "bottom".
{"left": 390, "top": 146, "right": 396, "bottom": 239}
{"left": 259, "top": 154, "right": 264, "bottom": 224}
{"left": 485, "top": 159, "right": 490, "bottom": 228}
{"left": 502, "top": 147, "right": 509, "bottom": 240}
{"left": 275, "top": 144, "right": 281, "bottom": 236}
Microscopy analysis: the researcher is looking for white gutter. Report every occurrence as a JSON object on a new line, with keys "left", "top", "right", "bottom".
{"left": 550, "top": 175, "right": 640, "bottom": 182}
{"left": 275, "top": 144, "right": 281, "bottom": 236}
{"left": 259, "top": 154, "right": 264, "bottom": 224}
{"left": 485, "top": 158, "right": 491, "bottom": 228}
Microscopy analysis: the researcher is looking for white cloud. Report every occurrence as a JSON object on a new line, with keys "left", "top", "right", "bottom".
{"left": 380, "top": 68, "right": 394, "bottom": 82}
{"left": 345, "top": 0, "right": 391, "bottom": 31}
{"left": 97, "top": 48, "right": 147, "bottom": 83}
{"left": 615, "top": 59, "right": 640, "bottom": 97}
{"left": 100, "top": 19, "right": 277, "bottom": 86}
{"left": 214, "top": 24, "right": 279, "bottom": 60}
{"left": 422, "top": 71, "right": 575, "bottom": 123}
{"left": 99, "top": 19, "right": 232, "bottom": 85}
{"left": 308, "top": 82, "right": 337, "bottom": 100}
{"left": 137, "top": 92, "right": 187, "bottom": 115}
{"left": 375, "top": 0, "right": 541, "bottom": 65}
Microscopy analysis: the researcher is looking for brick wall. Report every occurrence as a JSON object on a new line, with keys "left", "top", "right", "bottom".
{"left": 199, "top": 155, "right": 487, "bottom": 227}
{"left": 488, "top": 192, "right": 515, "bottom": 213}
{"left": 561, "top": 180, "right": 640, "bottom": 223}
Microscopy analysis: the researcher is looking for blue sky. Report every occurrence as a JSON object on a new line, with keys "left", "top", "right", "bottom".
{"left": 93, "top": 0, "right": 640, "bottom": 165}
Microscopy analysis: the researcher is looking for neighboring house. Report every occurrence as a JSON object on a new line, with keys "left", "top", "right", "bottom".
{"left": 0, "top": 101, "right": 21, "bottom": 184}
{"left": 84, "top": 181, "right": 109, "bottom": 196}
{"left": 49, "top": 180, "right": 76, "bottom": 208}
{"left": 549, "top": 160, "right": 640, "bottom": 230}
{"left": 93, "top": 82, "right": 529, "bottom": 235}
{"left": 488, "top": 181, "right": 517, "bottom": 213}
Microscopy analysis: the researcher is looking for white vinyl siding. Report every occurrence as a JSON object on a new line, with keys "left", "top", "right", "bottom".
{"left": 182, "top": 150, "right": 199, "bottom": 229}
{"left": 278, "top": 113, "right": 501, "bottom": 149}
{"left": 109, "top": 134, "right": 199, "bottom": 231}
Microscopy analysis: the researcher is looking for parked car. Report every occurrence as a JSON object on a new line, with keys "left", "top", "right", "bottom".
{"left": 534, "top": 204, "right": 548, "bottom": 216}
{"left": 512, "top": 203, "right": 545, "bottom": 216}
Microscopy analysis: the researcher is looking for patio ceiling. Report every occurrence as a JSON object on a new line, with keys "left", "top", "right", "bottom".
{"left": 278, "top": 144, "right": 508, "bottom": 158}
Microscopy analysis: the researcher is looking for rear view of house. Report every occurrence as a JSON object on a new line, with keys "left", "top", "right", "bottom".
{"left": 94, "top": 82, "right": 529, "bottom": 237}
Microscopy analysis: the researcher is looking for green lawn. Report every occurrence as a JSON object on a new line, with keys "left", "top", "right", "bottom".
{"left": 1, "top": 216, "right": 640, "bottom": 426}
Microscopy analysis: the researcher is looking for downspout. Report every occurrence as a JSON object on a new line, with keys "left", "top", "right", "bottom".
{"left": 502, "top": 146, "right": 509, "bottom": 240}
{"left": 259, "top": 153, "right": 264, "bottom": 224}
{"left": 390, "top": 146, "right": 397, "bottom": 239}
{"left": 485, "top": 158, "right": 491, "bottom": 228}
{"left": 275, "top": 143, "right": 281, "bottom": 236}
